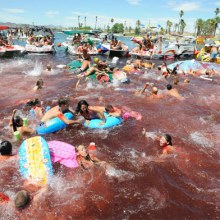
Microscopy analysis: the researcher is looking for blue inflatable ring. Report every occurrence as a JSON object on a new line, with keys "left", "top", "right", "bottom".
{"left": 37, "top": 112, "right": 73, "bottom": 135}
{"left": 84, "top": 113, "right": 122, "bottom": 129}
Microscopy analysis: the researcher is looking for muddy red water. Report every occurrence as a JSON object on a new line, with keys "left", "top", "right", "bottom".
{"left": 0, "top": 50, "right": 220, "bottom": 220}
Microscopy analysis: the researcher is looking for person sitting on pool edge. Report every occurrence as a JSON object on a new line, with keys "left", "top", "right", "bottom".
{"left": 40, "top": 97, "right": 81, "bottom": 126}
{"left": 75, "top": 100, "right": 106, "bottom": 125}
{"left": 9, "top": 109, "right": 36, "bottom": 140}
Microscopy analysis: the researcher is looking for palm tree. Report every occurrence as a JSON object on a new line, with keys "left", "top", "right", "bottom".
{"left": 180, "top": 19, "right": 186, "bottom": 34}
{"left": 214, "top": 8, "right": 220, "bottom": 36}
{"left": 215, "top": 8, "right": 220, "bottom": 17}
{"left": 178, "top": 10, "right": 184, "bottom": 33}
{"left": 196, "top": 19, "right": 203, "bottom": 36}
{"left": 174, "top": 23, "right": 178, "bottom": 33}
{"left": 78, "top": 16, "right": 80, "bottom": 28}
{"left": 95, "top": 16, "right": 97, "bottom": 29}
{"left": 214, "top": 16, "right": 220, "bottom": 36}
{"left": 166, "top": 20, "right": 173, "bottom": 34}
{"left": 111, "top": 18, "right": 114, "bottom": 28}
{"left": 84, "top": 16, "right": 86, "bottom": 27}
{"left": 136, "top": 20, "right": 141, "bottom": 27}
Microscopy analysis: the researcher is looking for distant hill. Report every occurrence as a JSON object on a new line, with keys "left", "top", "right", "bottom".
{"left": 0, "top": 21, "right": 64, "bottom": 30}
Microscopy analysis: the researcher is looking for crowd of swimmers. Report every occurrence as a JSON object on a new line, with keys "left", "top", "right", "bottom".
{"left": 1, "top": 39, "right": 218, "bottom": 210}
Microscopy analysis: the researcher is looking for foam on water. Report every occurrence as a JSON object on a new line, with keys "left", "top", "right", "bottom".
{"left": 24, "top": 60, "right": 43, "bottom": 76}
{"left": 105, "top": 166, "right": 135, "bottom": 181}
{"left": 190, "top": 132, "right": 214, "bottom": 148}
{"left": 144, "top": 131, "right": 158, "bottom": 140}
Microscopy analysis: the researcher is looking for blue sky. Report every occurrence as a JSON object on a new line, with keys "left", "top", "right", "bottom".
{"left": 0, "top": 0, "right": 219, "bottom": 32}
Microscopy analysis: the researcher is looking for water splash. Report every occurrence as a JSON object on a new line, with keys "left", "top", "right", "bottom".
{"left": 105, "top": 166, "right": 135, "bottom": 181}
{"left": 190, "top": 132, "right": 214, "bottom": 148}
{"left": 24, "top": 60, "right": 42, "bottom": 76}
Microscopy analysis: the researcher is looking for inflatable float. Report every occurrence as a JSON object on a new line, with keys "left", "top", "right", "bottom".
{"left": 48, "top": 141, "right": 79, "bottom": 168}
{"left": 84, "top": 113, "right": 122, "bottom": 129}
{"left": 37, "top": 112, "right": 73, "bottom": 135}
{"left": 199, "top": 75, "right": 213, "bottom": 81}
{"left": 0, "top": 192, "right": 9, "bottom": 203}
{"left": 19, "top": 136, "right": 53, "bottom": 185}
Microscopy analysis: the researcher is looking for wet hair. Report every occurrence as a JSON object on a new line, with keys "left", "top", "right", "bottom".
{"left": 26, "top": 100, "right": 35, "bottom": 107}
{"left": 26, "top": 98, "right": 40, "bottom": 107}
{"left": 158, "top": 66, "right": 161, "bottom": 71}
{"left": 58, "top": 97, "right": 69, "bottom": 107}
{"left": 0, "top": 141, "right": 12, "bottom": 155}
{"left": 166, "top": 84, "right": 172, "bottom": 90}
{"left": 14, "top": 190, "right": 30, "bottom": 209}
{"left": 184, "top": 79, "right": 190, "bottom": 83}
{"left": 76, "top": 100, "right": 89, "bottom": 113}
{"left": 163, "top": 134, "right": 173, "bottom": 146}
{"left": 105, "top": 105, "right": 113, "bottom": 113}
{"left": 173, "top": 78, "right": 179, "bottom": 85}
{"left": 12, "top": 116, "right": 23, "bottom": 132}
{"left": 152, "top": 87, "right": 158, "bottom": 95}
{"left": 33, "top": 98, "right": 40, "bottom": 105}
{"left": 47, "top": 64, "right": 52, "bottom": 71}
{"left": 205, "top": 71, "right": 210, "bottom": 75}
{"left": 36, "top": 79, "right": 43, "bottom": 88}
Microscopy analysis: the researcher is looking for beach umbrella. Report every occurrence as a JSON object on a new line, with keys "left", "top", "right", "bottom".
{"left": 0, "top": 26, "right": 9, "bottom": 30}
{"left": 168, "top": 60, "right": 220, "bottom": 72}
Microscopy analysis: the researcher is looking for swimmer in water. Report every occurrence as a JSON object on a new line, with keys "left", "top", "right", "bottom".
{"left": 26, "top": 99, "right": 44, "bottom": 120}
{"left": 76, "top": 145, "right": 102, "bottom": 169}
{"left": 0, "top": 141, "right": 17, "bottom": 162}
{"left": 166, "top": 84, "right": 184, "bottom": 100}
{"left": 75, "top": 100, "right": 106, "bottom": 125}
{"left": 159, "top": 134, "right": 174, "bottom": 155}
{"left": 142, "top": 129, "right": 174, "bottom": 155}
{"left": 9, "top": 109, "right": 36, "bottom": 140}
{"left": 46, "top": 64, "right": 52, "bottom": 71}
{"left": 173, "top": 77, "right": 179, "bottom": 85}
{"left": 0, "top": 190, "right": 30, "bottom": 208}
{"left": 33, "top": 79, "right": 43, "bottom": 91}
{"left": 40, "top": 97, "right": 81, "bottom": 126}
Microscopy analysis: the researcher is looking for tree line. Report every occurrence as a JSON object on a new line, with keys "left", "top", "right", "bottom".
{"left": 73, "top": 8, "right": 220, "bottom": 36}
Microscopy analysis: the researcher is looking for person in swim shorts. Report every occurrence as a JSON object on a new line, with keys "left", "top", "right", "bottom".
{"left": 40, "top": 97, "right": 81, "bottom": 126}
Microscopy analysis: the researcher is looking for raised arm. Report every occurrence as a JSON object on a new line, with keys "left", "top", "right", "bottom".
{"left": 57, "top": 113, "right": 81, "bottom": 125}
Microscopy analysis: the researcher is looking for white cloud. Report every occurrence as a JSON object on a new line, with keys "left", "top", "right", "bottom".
{"left": 45, "top": 11, "right": 59, "bottom": 18}
{"left": 216, "top": 2, "right": 220, "bottom": 6}
{"left": 168, "top": 1, "right": 201, "bottom": 11}
{"left": 127, "top": 0, "right": 141, "bottom": 5}
{"left": 2, "top": 8, "right": 25, "bottom": 14}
